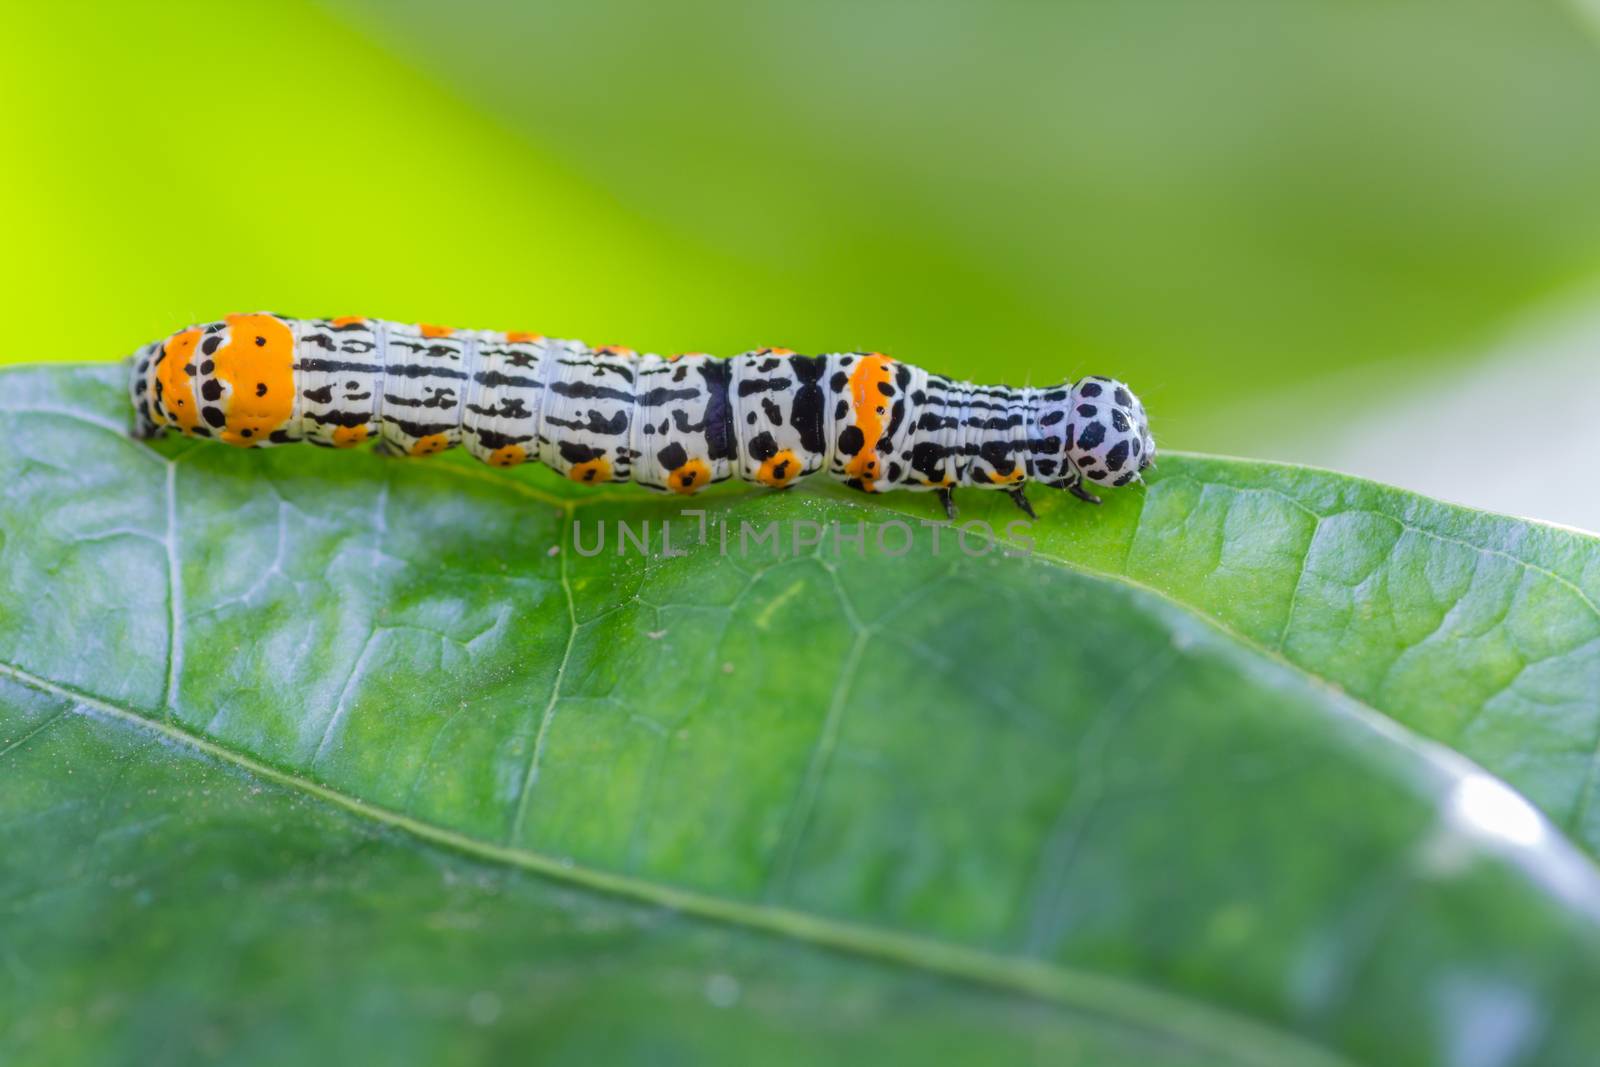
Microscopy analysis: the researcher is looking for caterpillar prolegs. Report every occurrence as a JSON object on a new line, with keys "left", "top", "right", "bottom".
{"left": 128, "top": 313, "right": 1155, "bottom": 516}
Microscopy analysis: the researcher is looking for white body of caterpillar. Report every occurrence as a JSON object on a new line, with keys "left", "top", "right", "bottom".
{"left": 130, "top": 313, "right": 1154, "bottom": 513}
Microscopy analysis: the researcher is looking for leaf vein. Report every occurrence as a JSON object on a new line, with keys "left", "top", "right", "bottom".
{"left": 509, "top": 503, "right": 580, "bottom": 845}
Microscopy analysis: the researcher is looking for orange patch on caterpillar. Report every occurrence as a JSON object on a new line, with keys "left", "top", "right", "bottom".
{"left": 669, "top": 459, "right": 711, "bottom": 494}
{"left": 214, "top": 314, "right": 295, "bottom": 447}
{"left": 761, "top": 347, "right": 796, "bottom": 357}
{"left": 992, "top": 467, "right": 1025, "bottom": 484}
{"left": 845, "top": 353, "right": 894, "bottom": 491}
{"left": 489, "top": 444, "right": 527, "bottom": 467}
{"left": 594, "top": 345, "right": 636, "bottom": 357}
{"left": 920, "top": 475, "right": 955, "bottom": 488}
{"left": 568, "top": 457, "right": 613, "bottom": 484}
{"left": 409, "top": 433, "right": 448, "bottom": 456}
{"left": 155, "top": 329, "right": 202, "bottom": 431}
{"left": 330, "top": 315, "right": 366, "bottom": 327}
{"left": 420, "top": 323, "right": 455, "bottom": 338}
{"left": 756, "top": 450, "right": 800, "bottom": 488}
{"left": 505, "top": 331, "right": 543, "bottom": 344}
{"left": 332, "top": 424, "right": 369, "bottom": 448}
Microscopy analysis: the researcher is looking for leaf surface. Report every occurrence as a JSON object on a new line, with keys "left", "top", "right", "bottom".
{"left": 2, "top": 364, "right": 1599, "bottom": 1067}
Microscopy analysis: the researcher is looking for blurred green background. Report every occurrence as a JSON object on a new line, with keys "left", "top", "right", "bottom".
{"left": 3, "top": 0, "right": 1598, "bottom": 526}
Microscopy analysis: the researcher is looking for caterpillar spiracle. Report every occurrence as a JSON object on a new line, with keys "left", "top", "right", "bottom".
{"left": 129, "top": 313, "right": 1154, "bottom": 517}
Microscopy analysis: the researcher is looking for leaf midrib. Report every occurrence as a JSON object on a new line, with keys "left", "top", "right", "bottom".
{"left": 0, "top": 659, "right": 1353, "bottom": 1067}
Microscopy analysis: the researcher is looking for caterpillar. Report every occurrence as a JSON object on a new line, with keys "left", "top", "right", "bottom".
{"left": 128, "top": 313, "right": 1154, "bottom": 517}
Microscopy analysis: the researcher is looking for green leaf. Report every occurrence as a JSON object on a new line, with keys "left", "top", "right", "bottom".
{"left": 869, "top": 460, "right": 1600, "bottom": 860}
{"left": 3, "top": 363, "right": 1599, "bottom": 1066}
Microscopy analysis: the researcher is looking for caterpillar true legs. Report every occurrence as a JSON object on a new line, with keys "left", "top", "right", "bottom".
{"left": 129, "top": 314, "right": 1155, "bottom": 516}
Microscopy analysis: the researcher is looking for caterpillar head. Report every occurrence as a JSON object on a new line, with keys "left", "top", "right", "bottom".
{"left": 1066, "top": 376, "right": 1154, "bottom": 488}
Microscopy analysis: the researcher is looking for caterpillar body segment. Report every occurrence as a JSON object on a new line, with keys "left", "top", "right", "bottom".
{"left": 130, "top": 314, "right": 1156, "bottom": 511}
